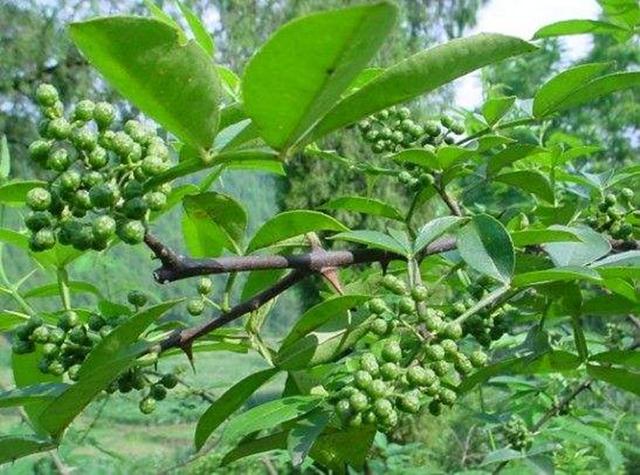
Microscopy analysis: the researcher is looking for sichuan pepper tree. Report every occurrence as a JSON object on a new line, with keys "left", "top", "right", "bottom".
{"left": 1, "top": 1, "right": 640, "bottom": 472}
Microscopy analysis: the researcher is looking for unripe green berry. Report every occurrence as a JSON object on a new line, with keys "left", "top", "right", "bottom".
{"left": 621, "top": 188, "right": 634, "bottom": 200}
{"left": 139, "top": 397, "right": 156, "bottom": 415}
{"left": 92, "top": 215, "right": 116, "bottom": 241}
{"left": 29, "top": 228, "right": 56, "bottom": 251}
{"left": 380, "top": 362, "right": 400, "bottom": 381}
{"left": 71, "top": 126, "right": 97, "bottom": 151}
{"left": 88, "top": 146, "right": 108, "bottom": 169}
{"left": 604, "top": 193, "right": 617, "bottom": 206}
{"left": 25, "top": 212, "right": 52, "bottom": 232}
{"left": 35, "top": 84, "right": 59, "bottom": 107}
{"left": 47, "top": 148, "right": 70, "bottom": 172}
{"left": 48, "top": 118, "right": 71, "bottom": 140}
{"left": 397, "top": 107, "right": 410, "bottom": 119}
{"left": 94, "top": 102, "right": 115, "bottom": 129}
{"left": 431, "top": 360, "right": 451, "bottom": 377}
{"left": 197, "top": 277, "right": 213, "bottom": 295}
{"left": 443, "top": 322, "right": 463, "bottom": 339}
{"left": 150, "top": 384, "right": 168, "bottom": 401}
{"left": 370, "top": 318, "right": 388, "bottom": 336}
{"left": 123, "top": 197, "right": 148, "bottom": 220}
{"left": 366, "top": 379, "right": 388, "bottom": 399}
{"left": 354, "top": 370, "right": 373, "bottom": 390}
{"left": 31, "top": 326, "right": 50, "bottom": 344}
{"left": 128, "top": 291, "right": 148, "bottom": 307}
{"left": 59, "top": 170, "right": 81, "bottom": 192}
{"left": 411, "top": 285, "right": 428, "bottom": 302}
{"left": 438, "top": 388, "right": 457, "bottom": 406}
{"left": 123, "top": 180, "right": 144, "bottom": 199}
{"left": 160, "top": 373, "right": 179, "bottom": 389}
{"left": 425, "top": 344, "right": 445, "bottom": 361}
{"left": 349, "top": 392, "right": 369, "bottom": 412}
{"left": 43, "top": 101, "right": 64, "bottom": 119}
{"left": 90, "top": 182, "right": 119, "bottom": 208}
{"left": 48, "top": 327, "right": 65, "bottom": 344}
{"left": 144, "top": 191, "right": 167, "bottom": 212}
{"left": 368, "top": 298, "right": 387, "bottom": 315}
{"left": 48, "top": 360, "right": 65, "bottom": 376}
{"left": 373, "top": 398, "right": 393, "bottom": 418}
{"left": 12, "top": 340, "right": 35, "bottom": 355}
{"left": 29, "top": 140, "right": 52, "bottom": 162}
{"left": 470, "top": 350, "right": 488, "bottom": 367}
{"left": 70, "top": 225, "right": 94, "bottom": 250}
{"left": 141, "top": 155, "right": 169, "bottom": 176}
{"left": 73, "top": 100, "right": 95, "bottom": 121}
{"left": 187, "top": 299, "right": 205, "bottom": 316}
{"left": 42, "top": 343, "right": 59, "bottom": 358}
{"left": 398, "top": 392, "right": 421, "bottom": 414}
{"left": 399, "top": 296, "right": 415, "bottom": 315}
{"left": 407, "top": 366, "right": 430, "bottom": 387}
{"left": 336, "top": 399, "right": 351, "bottom": 420}
{"left": 381, "top": 340, "right": 402, "bottom": 363}
{"left": 26, "top": 187, "right": 51, "bottom": 211}
{"left": 440, "top": 339, "right": 458, "bottom": 356}
{"left": 360, "top": 353, "right": 379, "bottom": 376}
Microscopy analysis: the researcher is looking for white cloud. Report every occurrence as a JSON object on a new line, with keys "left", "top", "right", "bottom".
{"left": 454, "top": 0, "right": 601, "bottom": 109}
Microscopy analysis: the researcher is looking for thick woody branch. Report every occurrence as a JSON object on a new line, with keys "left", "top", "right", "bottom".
{"left": 144, "top": 233, "right": 458, "bottom": 284}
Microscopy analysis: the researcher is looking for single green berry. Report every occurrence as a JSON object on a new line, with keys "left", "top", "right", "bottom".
{"left": 604, "top": 193, "right": 617, "bottom": 207}
{"left": 398, "top": 171, "right": 413, "bottom": 184}
{"left": 144, "top": 192, "right": 167, "bottom": 212}
{"left": 381, "top": 340, "right": 402, "bottom": 363}
{"left": 406, "top": 366, "right": 429, "bottom": 387}
{"left": 146, "top": 139, "right": 169, "bottom": 160}
{"left": 48, "top": 327, "right": 65, "bottom": 344}
{"left": 71, "top": 126, "right": 97, "bottom": 151}
{"left": 48, "top": 360, "right": 65, "bottom": 376}
{"left": 360, "top": 353, "right": 379, "bottom": 376}
{"left": 35, "top": 84, "right": 59, "bottom": 107}
{"left": 425, "top": 344, "right": 445, "bottom": 361}
{"left": 397, "top": 107, "right": 411, "bottom": 119}
{"left": 88, "top": 146, "right": 108, "bottom": 169}
{"left": 160, "top": 373, "right": 179, "bottom": 389}
{"left": 128, "top": 290, "right": 148, "bottom": 307}
{"left": 440, "top": 339, "right": 458, "bottom": 356}
{"left": 398, "top": 392, "right": 421, "bottom": 414}
{"left": 368, "top": 298, "right": 387, "bottom": 315}
{"left": 431, "top": 360, "right": 451, "bottom": 377}
{"left": 187, "top": 299, "right": 205, "bottom": 316}
{"left": 26, "top": 187, "right": 51, "bottom": 211}
{"left": 450, "top": 122, "right": 465, "bottom": 135}
{"left": 117, "top": 220, "right": 146, "bottom": 245}
{"left": 123, "top": 180, "right": 144, "bottom": 199}
{"left": 123, "top": 197, "right": 148, "bottom": 220}
{"left": 411, "top": 285, "right": 428, "bottom": 302}
{"left": 335, "top": 399, "right": 352, "bottom": 420}
{"left": 470, "top": 350, "right": 488, "bottom": 367}
{"left": 438, "top": 388, "right": 457, "bottom": 406}
{"left": 197, "top": 277, "right": 213, "bottom": 295}
{"left": 25, "top": 212, "right": 52, "bottom": 232}
{"left": 141, "top": 155, "right": 169, "bottom": 176}
{"left": 29, "top": 140, "right": 52, "bottom": 162}
{"left": 373, "top": 398, "right": 393, "bottom": 418}
{"left": 354, "top": 370, "right": 373, "bottom": 390}
{"left": 47, "top": 118, "right": 71, "bottom": 140}
{"left": 92, "top": 215, "right": 116, "bottom": 241}
{"left": 454, "top": 353, "right": 473, "bottom": 375}
{"left": 370, "top": 318, "right": 388, "bottom": 336}
{"left": 12, "top": 340, "right": 35, "bottom": 355}
{"left": 59, "top": 170, "right": 82, "bottom": 192}
{"left": 42, "top": 343, "right": 59, "bottom": 358}
{"left": 380, "top": 362, "right": 400, "bottom": 381}
{"left": 139, "top": 397, "right": 156, "bottom": 415}
{"left": 349, "top": 392, "right": 369, "bottom": 412}
{"left": 90, "top": 182, "right": 120, "bottom": 208}
{"left": 94, "top": 102, "right": 115, "bottom": 128}
{"left": 381, "top": 274, "right": 407, "bottom": 295}
{"left": 443, "top": 322, "right": 463, "bottom": 339}
{"left": 47, "top": 148, "right": 71, "bottom": 172}
{"left": 31, "top": 326, "right": 50, "bottom": 344}
{"left": 399, "top": 296, "right": 415, "bottom": 315}
{"left": 43, "top": 101, "right": 64, "bottom": 120}
{"left": 73, "top": 100, "right": 95, "bottom": 121}
{"left": 29, "top": 228, "right": 56, "bottom": 251}
{"left": 70, "top": 225, "right": 94, "bottom": 251}
{"left": 150, "top": 384, "right": 168, "bottom": 401}
{"left": 428, "top": 400, "right": 442, "bottom": 416}
{"left": 88, "top": 314, "right": 106, "bottom": 331}
{"left": 366, "top": 379, "right": 388, "bottom": 399}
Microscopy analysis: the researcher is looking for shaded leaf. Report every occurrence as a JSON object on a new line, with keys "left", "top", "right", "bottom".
{"left": 330, "top": 230, "right": 408, "bottom": 256}
{"left": 544, "top": 225, "right": 610, "bottom": 267}
{"left": 494, "top": 170, "right": 554, "bottom": 203}
{"left": 321, "top": 196, "right": 403, "bottom": 221}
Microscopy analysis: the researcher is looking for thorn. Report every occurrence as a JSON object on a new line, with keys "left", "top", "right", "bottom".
{"left": 180, "top": 343, "right": 196, "bottom": 372}
{"left": 320, "top": 266, "right": 344, "bottom": 294}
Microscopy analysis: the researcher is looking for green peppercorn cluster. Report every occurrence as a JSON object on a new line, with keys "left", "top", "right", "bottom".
{"left": 329, "top": 273, "right": 488, "bottom": 432}
{"left": 106, "top": 366, "right": 179, "bottom": 416}
{"left": 585, "top": 189, "right": 638, "bottom": 241}
{"left": 25, "top": 83, "right": 173, "bottom": 252}
{"left": 504, "top": 415, "right": 533, "bottom": 451}
{"left": 358, "top": 108, "right": 466, "bottom": 155}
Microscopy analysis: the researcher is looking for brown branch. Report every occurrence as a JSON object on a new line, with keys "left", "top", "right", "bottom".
{"left": 159, "top": 269, "right": 308, "bottom": 352}
{"left": 144, "top": 233, "right": 457, "bottom": 284}
{"left": 435, "top": 183, "right": 463, "bottom": 217}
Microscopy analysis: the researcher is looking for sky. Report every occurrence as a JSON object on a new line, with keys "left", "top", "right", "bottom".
{"left": 454, "top": 0, "right": 602, "bottom": 108}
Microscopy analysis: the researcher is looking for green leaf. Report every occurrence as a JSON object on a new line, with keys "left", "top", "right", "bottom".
{"left": 70, "top": 17, "right": 220, "bottom": 149}
{"left": 288, "top": 408, "right": 331, "bottom": 467}
{"left": 482, "top": 95, "right": 516, "bottom": 126}
{"left": 308, "top": 425, "right": 376, "bottom": 471}
{"left": 242, "top": 2, "right": 397, "bottom": 151}
{"left": 414, "top": 216, "right": 462, "bottom": 254}
{"left": 389, "top": 148, "right": 437, "bottom": 170}
{"left": 330, "top": 230, "right": 409, "bottom": 256}
{"left": 512, "top": 266, "right": 601, "bottom": 288}
{"left": 511, "top": 228, "right": 581, "bottom": 247}
{"left": 0, "top": 180, "right": 46, "bottom": 206}
{"left": 143, "top": 0, "right": 180, "bottom": 28}
{"left": 480, "top": 447, "right": 524, "bottom": 466}
{"left": 591, "top": 250, "right": 640, "bottom": 268}
{"left": 544, "top": 225, "right": 610, "bottom": 267}
{"left": 555, "top": 72, "right": 640, "bottom": 113}
{"left": 194, "top": 368, "right": 280, "bottom": 450}
{"left": 23, "top": 281, "right": 102, "bottom": 299}
{"left": 38, "top": 301, "right": 180, "bottom": 437}
{"left": 494, "top": 170, "right": 555, "bottom": 203}
{"left": 590, "top": 350, "right": 640, "bottom": 369}
{"left": 241, "top": 269, "right": 287, "bottom": 301}
{"left": 30, "top": 244, "right": 83, "bottom": 270}
{"left": 600, "top": 0, "right": 640, "bottom": 28}
{"left": 0, "top": 310, "right": 30, "bottom": 332}
{"left": 222, "top": 431, "right": 288, "bottom": 465}
{"left": 0, "top": 435, "right": 56, "bottom": 464}
{"left": 12, "top": 348, "right": 62, "bottom": 435}
{"left": 587, "top": 364, "right": 640, "bottom": 396}
{"left": 0, "top": 383, "right": 68, "bottom": 409}
{"left": 0, "top": 135, "right": 10, "bottom": 180}
{"left": 176, "top": 0, "right": 215, "bottom": 56}
{"left": 0, "top": 228, "right": 29, "bottom": 250}
{"left": 321, "top": 196, "right": 403, "bottom": 221}
{"left": 280, "top": 295, "right": 370, "bottom": 349}
{"left": 533, "top": 19, "right": 632, "bottom": 42}
{"left": 486, "top": 144, "right": 545, "bottom": 176}
{"left": 533, "top": 63, "right": 611, "bottom": 118}
{"left": 222, "top": 395, "right": 322, "bottom": 445}
{"left": 247, "top": 211, "right": 348, "bottom": 253}
{"left": 310, "top": 34, "right": 536, "bottom": 142}
{"left": 182, "top": 192, "right": 247, "bottom": 257}
{"left": 458, "top": 214, "right": 515, "bottom": 283}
